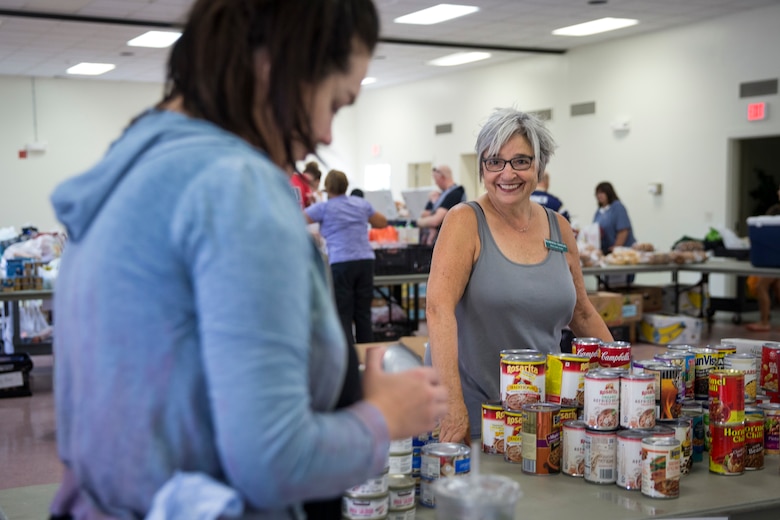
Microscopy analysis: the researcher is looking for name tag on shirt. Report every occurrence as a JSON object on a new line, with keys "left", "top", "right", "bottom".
{"left": 544, "top": 239, "right": 568, "bottom": 253}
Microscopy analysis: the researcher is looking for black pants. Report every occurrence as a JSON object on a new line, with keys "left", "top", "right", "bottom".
{"left": 330, "top": 260, "right": 375, "bottom": 344}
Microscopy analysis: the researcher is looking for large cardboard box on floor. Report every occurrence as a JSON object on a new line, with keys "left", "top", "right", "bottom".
{"left": 661, "top": 283, "right": 710, "bottom": 318}
{"left": 619, "top": 293, "right": 644, "bottom": 323}
{"left": 616, "top": 285, "right": 663, "bottom": 312}
{"left": 588, "top": 291, "right": 623, "bottom": 326}
{"left": 639, "top": 313, "right": 703, "bottom": 345}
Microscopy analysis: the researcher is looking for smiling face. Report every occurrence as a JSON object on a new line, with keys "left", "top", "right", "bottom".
{"left": 291, "top": 48, "right": 370, "bottom": 161}
{"left": 482, "top": 133, "right": 538, "bottom": 206}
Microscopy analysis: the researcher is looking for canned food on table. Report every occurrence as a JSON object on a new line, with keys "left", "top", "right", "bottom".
{"left": 562, "top": 420, "right": 587, "bottom": 477}
{"left": 584, "top": 371, "right": 620, "bottom": 430}
{"left": 709, "top": 422, "right": 745, "bottom": 475}
{"left": 641, "top": 437, "right": 681, "bottom": 499}
{"left": 500, "top": 353, "right": 546, "bottom": 408}
{"left": 521, "top": 403, "right": 562, "bottom": 475}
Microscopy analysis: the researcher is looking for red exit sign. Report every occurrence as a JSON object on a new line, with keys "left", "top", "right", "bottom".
{"left": 747, "top": 102, "right": 767, "bottom": 121}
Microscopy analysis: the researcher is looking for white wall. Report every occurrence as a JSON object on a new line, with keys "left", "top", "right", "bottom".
{"left": 1, "top": 76, "right": 162, "bottom": 231}
{"left": 347, "top": 3, "right": 780, "bottom": 257}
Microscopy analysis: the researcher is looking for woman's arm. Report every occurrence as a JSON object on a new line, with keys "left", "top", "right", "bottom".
{"left": 369, "top": 210, "right": 387, "bottom": 228}
{"left": 426, "top": 204, "right": 478, "bottom": 443}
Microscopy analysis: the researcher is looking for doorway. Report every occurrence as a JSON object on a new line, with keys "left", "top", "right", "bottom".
{"left": 732, "top": 135, "right": 780, "bottom": 235}
{"left": 407, "top": 162, "right": 433, "bottom": 189}
{"left": 460, "top": 153, "right": 481, "bottom": 201}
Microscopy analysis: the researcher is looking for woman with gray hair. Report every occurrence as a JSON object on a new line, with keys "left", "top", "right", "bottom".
{"left": 425, "top": 107, "right": 613, "bottom": 443}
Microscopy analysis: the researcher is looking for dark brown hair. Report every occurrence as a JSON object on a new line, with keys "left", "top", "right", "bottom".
{"left": 159, "top": 0, "right": 379, "bottom": 166}
{"left": 596, "top": 181, "right": 619, "bottom": 205}
{"left": 324, "top": 169, "right": 349, "bottom": 195}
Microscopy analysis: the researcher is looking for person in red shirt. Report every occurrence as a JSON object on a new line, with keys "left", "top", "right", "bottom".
{"left": 290, "top": 171, "right": 314, "bottom": 209}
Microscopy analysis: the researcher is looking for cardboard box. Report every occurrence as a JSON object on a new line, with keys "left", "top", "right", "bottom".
{"left": 588, "top": 291, "right": 623, "bottom": 326}
{"left": 620, "top": 293, "right": 644, "bottom": 324}
{"left": 639, "top": 313, "right": 703, "bottom": 345}
{"left": 661, "top": 283, "right": 709, "bottom": 318}
{"left": 617, "top": 285, "right": 663, "bottom": 313}
{"left": 747, "top": 215, "right": 780, "bottom": 267}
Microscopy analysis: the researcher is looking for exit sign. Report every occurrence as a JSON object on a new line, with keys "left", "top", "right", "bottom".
{"left": 747, "top": 102, "right": 767, "bottom": 121}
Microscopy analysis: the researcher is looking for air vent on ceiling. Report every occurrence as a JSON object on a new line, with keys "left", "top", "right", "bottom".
{"left": 570, "top": 102, "right": 596, "bottom": 116}
{"left": 435, "top": 123, "right": 453, "bottom": 135}
{"left": 529, "top": 109, "right": 552, "bottom": 121}
{"left": 739, "top": 79, "right": 778, "bottom": 98}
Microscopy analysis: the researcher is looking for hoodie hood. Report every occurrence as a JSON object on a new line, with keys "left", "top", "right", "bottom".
{"left": 51, "top": 110, "right": 237, "bottom": 242}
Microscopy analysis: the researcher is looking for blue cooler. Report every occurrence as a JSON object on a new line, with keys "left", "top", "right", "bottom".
{"left": 747, "top": 215, "right": 780, "bottom": 267}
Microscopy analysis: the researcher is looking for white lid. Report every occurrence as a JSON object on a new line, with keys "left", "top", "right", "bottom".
{"left": 747, "top": 215, "right": 780, "bottom": 227}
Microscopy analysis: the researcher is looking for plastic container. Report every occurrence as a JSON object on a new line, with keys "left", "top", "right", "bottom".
{"left": 747, "top": 215, "right": 780, "bottom": 267}
{"left": 432, "top": 474, "right": 521, "bottom": 520}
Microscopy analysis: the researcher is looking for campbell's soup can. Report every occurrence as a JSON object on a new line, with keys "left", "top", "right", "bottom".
{"left": 681, "top": 402, "right": 704, "bottom": 463}
{"left": 758, "top": 402, "right": 780, "bottom": 455}
{"left": 693, "top": 347, "right": 719, "bottom": 400}
{"left": 709, "top": 422, "right": 745, "bottom": 475}
{"left": 724, "top": 353, "right": 759, "bottom": 403}
{"left": 616, "top": 429, "right": 654, "bottom": 490}
{"left": 658, "top": 418, "right": 693, "bottom": 475}
{"left": 481, "top": 401, "right": 505, "bottom": 455}
{"left": 521, "top": 403, "right": 562, "bottom": 475}
{"left": 500, "top": 353, "right": 546, "bottom": 409}
{"left": 503, "top": 408, "right": 523, "bottom": 464}
{"left": 584, "top": 429, "right": 617, "bottom": 484}
{"left": 562, "top": 420, "right": 587, "bottom": 477}
{"left": 598, "top": 341, "right": 631, "bottom": 370}
{"left": 620, "top": 373, "right": 656, "bottom": 429}
{"left": 546, "top": 353, "right": 589, "bottom": 407}
{"left": 420, "top": 443, "right": 470, "bottom": 480}
{"left": 641, "top": 437, "right": 681, "bottom": 499}
{"left": 657, "top": 350, "right": 695, "bottom": 400}
{"left": 709, "top": 370, "right": 745, "bottom": 424}
{"left": 759, "top": 342, "right": 780, "bottom": 393}
{"left": 643, "top": 362, "right": 683, "bottom": 420}
{"left": 571, "top": 337, "right": 602, "bottom": 368}
{"left": 744, "top": 417, "right": 764, "bottom": 470}
{"left": 584, "top": 371, "right": 620, "bottom": 430}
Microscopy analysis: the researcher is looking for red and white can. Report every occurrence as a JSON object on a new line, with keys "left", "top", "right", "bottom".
{"left": 620, "top": 373, "right": 656, "bottom": 429}
{"left": 571, "top": 337, "right": 602, "bottom": 368}
{"left": 598, "top": 341, "right": 631, "bottom": 370}
{"left": 709, "top": 369, "right": 745, "bottom": 424}
{"left": 584, "top": 371, "right": 620, "bottom": 430}
{"left": 759, "top": 342, "right": 780, "bottom": 393}
{"left": 503, "top": 409, "right": 523, "bottom": 464}
{"left": 546, "top": 353, "right": 590, "bottom": 407}
{"left": 481, "top": 401, "right": 505, "bottom": 455}
{"left": 500, "top": 353, "right": 546, "bottom": 409}
{"left": 709, "top": 422, "right": 745, "bottom": 475}
{"left": 562, "top": 420, "right": 587, "bottom": 477}
{"left": 616, "top": 429, "right": 654, "bottom": 490}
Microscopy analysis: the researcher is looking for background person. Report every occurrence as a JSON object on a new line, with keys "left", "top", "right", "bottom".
{"left": 416, "top": 165, "right": 466, "bottom": 245}
{"left": 593, "top": 181, "right": 636, "bottom": 254}
{"left": 306, "top": 169, "right": 388, "bottom": 345}
{"left": 302, "top": 160, "right": 324, "bottom": 203}
{"left": 531, "top": 171, "right": 570, "bottom": 221}
{"left": 47, "top": 1, "right": 447, "bottom": 518}
{"left": 425, "top": 108, "right": 613, "bottom": 444}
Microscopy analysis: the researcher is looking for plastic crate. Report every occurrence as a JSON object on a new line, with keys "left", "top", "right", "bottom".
{"left": 374, "top": 247, "right": 412, "bottom": 275}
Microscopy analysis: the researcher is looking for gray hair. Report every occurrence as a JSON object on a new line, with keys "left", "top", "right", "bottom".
{"left": 475, "top": 108, "right": 557, "bottom": 182}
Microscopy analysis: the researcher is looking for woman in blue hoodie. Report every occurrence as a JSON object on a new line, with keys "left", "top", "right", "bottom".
{"left": 48, "top": 1, "right": 446, "bottom": 519}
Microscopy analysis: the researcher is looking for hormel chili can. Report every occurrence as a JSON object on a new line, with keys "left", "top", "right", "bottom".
{"left": 598, "top": 341, "right": 631, "bottom": 370}
{"left": 692, "top": 347, "right": 719, "bottom": 400}
{"left": 709, "top": 422, "right": 745, "bottom": 475}
{"left": 744, "top": 417, "right": 764, "bottom": 470}
{"left": 708, "top": 369, "right": 745, "bottom": 424}
{"left": 500, "top": 353, "right": 546, "bottom": 409}
{"left": 546, "top": 353, "right": 589, "bottom": 407}
{"left": 481, "top": 401, "right": 505, "bottom": 455}
{"left": 759, "top": 342, "right": 780, "bottom": 393}
{"left": 571, "top": 337, "right": 602, "bottom": 368}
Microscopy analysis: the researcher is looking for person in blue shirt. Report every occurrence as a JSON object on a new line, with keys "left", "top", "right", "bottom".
{"left": 417, "top": 165, "right": 467, "bottom": 245}
{"left": 306, "top": 169, "right": 388, "bottom": 345}
{"left": 47, "top": 1, "right": 446, "bottom": 519}
{"left": 530, "top": 171, "right": 570, "bottom": 221}
{"left": 593, "top": 181, "right": 636, "bottom": 254}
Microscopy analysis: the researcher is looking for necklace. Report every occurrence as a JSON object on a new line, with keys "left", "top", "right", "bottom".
{"left": 517, "top": 208, "right": 533, "bottom": 233}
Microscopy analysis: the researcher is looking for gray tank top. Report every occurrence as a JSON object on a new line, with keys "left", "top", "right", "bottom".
{"left": 455, "top": 202, "right": 576, "bottom": 438}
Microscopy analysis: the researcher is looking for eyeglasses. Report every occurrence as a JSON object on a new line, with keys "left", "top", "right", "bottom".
{"left": 482, "top": 156, "right": 534, "bottom": 172}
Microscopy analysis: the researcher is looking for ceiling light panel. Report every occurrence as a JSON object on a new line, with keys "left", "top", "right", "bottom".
{"left": 428, "top": 51, "right": 491, "bottom": 67}
{"left": 395, "top": 4, "right": 479, "bottom": 25}
{"left": 66, "top": 62, "right": 116, "bottom": 76}
{"left": 552, "top": 17, "right": 639, "bottom": 37}
{"left": 127, "top": 30, "right": 182, "bottom": 48}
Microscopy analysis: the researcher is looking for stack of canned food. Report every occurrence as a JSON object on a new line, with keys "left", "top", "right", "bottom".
{"left": 478, "top": 338, "right": 780, "bottom": 504}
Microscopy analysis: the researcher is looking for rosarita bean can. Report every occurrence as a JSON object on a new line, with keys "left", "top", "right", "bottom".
{"left": 562, "top": 420, "right": 587, "bottom": 477}
{"left": 500, "top": 353, "right": 546, "bottom": 408}
{"left": 584, "top": 371, "right": 620, "bottom": 430}
{"left": 641, "top": 437, "right": 681, "bottom": 499}
{"left": 584, "top": 429, "right": 617, "bottom": 484}
{"left": 481, "top": 401, "right": 505, "bottom": 455}
{"left": 617, "top": 429, "right": 654, "bottom": 490}
{"left": 503, "top": 408, "right": 523, "bottom": 464}
{"left": 521, "top": 402, "right": 562, "bottom": 475}
{"left": 620, "top": 373, "right": 656, "bottom": 429}
{"left": 709, "top": 422, "right": 745, "bottom": 475}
